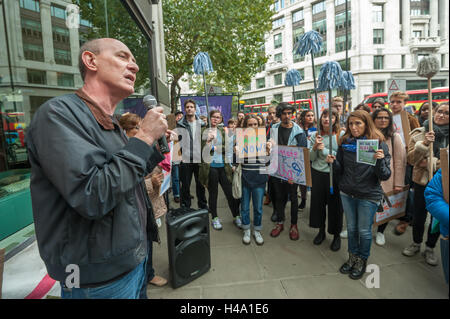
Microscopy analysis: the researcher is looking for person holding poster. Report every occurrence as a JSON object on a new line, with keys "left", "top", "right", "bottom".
{"left": 269, "top": 103, "right": 307, "bottom": 240}
{"left": 327, "top": 110, "right": 391, "bottom": 280}
{"left": 199, "top": 110, "right": 240, "bottom": 231}
{"left": 403, "top": 102, "right": 449, "bottom": 265}
{"left": 425, "top": 168, "right": 449, "bottom": 285}
{"left": 389, "top": 91, "right": 420, "bottom": 236}
{"left": 371, "top": 108, "right": 407, "bottom": 246}
{"left": 309, "top": 108, "right": 344, "bottom": 251}
{"left": 237, "top": 115, "right": 273, "bottom": 245}
{"left": 119, "top": 113, "right": 169, "bottom": 288}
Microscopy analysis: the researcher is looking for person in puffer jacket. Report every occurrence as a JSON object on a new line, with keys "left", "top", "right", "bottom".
{"left": 425, "top": 168, "right": 449, "bottom": 285}
{"left": 327, "top": 110, "right": 391, "bottom": 281}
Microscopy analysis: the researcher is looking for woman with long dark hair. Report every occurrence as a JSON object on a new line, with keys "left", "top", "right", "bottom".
{"left": 309, "top": 108, "right": 344, "bottom": 251}
{"left": 327, "top": 110, "right": 391, "bottom": 280}
{"left": 371, "top": 108, "right": 407, "bottom": 246}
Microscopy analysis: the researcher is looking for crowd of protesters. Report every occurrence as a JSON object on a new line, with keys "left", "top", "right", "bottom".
{"left": 163, "top": 92, "right": 448, "bottom": 284}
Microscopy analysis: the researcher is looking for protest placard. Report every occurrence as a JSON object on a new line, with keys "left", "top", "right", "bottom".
{"left": 392, "top": 111, "right": 410, "bottom": 147}
{"left": 311, "top": 91, "right": 329, "bottom": 119}
{"left": 441, "top": 148, "right": 449, "bottom": 203}
{"left": 236, "top": 128, "right": 267, "bottom": 159}
{"left": 269, "top": 145, "right": 311, "bottom": 186}
{"left": 159, "top": 142, "right": 173, "bottom": 196}
{"left": 356, "top": 139, "right": 378, "bottom": 166}
{"left": 374, "top": 186, "right": 409, "bottom": 226}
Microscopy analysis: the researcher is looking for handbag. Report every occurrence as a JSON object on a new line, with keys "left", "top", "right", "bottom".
{"left": 232, "top": 164, "right": 242, "bottom": 199}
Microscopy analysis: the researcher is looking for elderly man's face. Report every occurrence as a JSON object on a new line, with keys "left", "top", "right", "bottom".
{"left": 94, "top": 39, "right": 139, "bottom": 96}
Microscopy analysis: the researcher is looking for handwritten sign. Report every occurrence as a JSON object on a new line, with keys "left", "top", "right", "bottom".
{"left": 269, "top": 145, "right": 312, "bottom": 186}
{"left": 311, "top": 91, "right": 329, "bottom": 119}
{"left": 393, "top": 111, "right": 410, "bottom": 147}
{"left": 236, "top": 128, "right": 266, "bottom": 159}
{"left": 374, "top": 186, "right": 409, "bottom": 226}
{"left": 441, "top": 148, "right": 449, "bottom": 204}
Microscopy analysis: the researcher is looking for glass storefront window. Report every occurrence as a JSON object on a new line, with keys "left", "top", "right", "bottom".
{"left": 1, "top": 0, "right": 155, "bottom": 172}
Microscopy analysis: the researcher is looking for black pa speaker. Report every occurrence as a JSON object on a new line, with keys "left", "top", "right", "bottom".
{"left": 166, "top": 207, "right": 210, "bottom": 288}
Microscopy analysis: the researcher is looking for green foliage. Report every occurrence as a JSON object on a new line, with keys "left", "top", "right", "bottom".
{"left": 74, "top": 0, "right": 150, "bottom": 91}
{"left": 163, "top": 0, "right": 273, "bottom": 111}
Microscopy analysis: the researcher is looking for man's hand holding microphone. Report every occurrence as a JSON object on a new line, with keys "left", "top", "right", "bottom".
{"left": 134, "top": 95, "right": 172, "bottom": 153}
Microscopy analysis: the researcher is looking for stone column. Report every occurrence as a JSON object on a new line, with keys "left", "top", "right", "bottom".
{"left": 326, "top": 0, "right": 335, "bottom": 56}
{"left": 401, "top": 0, "right": 410, "bottom": 46}
{"left": 40, "top": 0, "right": 54, "bottom": 64}
{"left": 429, "top": 0, "right": 438, "bottom": 38}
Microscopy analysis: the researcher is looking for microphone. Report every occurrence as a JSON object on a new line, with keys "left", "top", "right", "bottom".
{"left": 143, "top": 95, "right": 170, "bottom": 154}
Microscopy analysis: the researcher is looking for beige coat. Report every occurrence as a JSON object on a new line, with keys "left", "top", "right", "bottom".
{"left": 381, "top": 133, "right": 407, "bottom": 193}
{"left": 407, "top": 127, "right": 439, "bottom": 186}
{"left": 144, "top": 166, "right": 167, "bottom": 219}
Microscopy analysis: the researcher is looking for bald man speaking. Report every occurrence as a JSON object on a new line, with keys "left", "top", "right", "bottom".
{"left": 26, "top": 38, "right": 168, "bottom": 299}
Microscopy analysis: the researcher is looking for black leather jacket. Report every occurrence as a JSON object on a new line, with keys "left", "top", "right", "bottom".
{"left": 333, "top": 140, "right": 391, "bottom": 202}
{"left": 26, "top": 94, "right": 164, "bottom": 285}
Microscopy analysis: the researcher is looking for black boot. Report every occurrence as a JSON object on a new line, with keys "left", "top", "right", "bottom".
{"left": 349, "top": 256, "right": 367, "bottom": 280}
{"left": 339, "top": 253, "right": 357, "bottom": 274}
{"left": 313, "top": 228, "right": 326, "bottom": 245}
{"left": 298, "top": 199, "right": 306, "bottom": 210}
{"left": 271, "top": 211, "right": 277, "bottom": 222}
{"left": 330, "top": 235, "right": 341, "bottom": 251}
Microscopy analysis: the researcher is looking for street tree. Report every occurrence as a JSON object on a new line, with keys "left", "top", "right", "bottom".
{"left": 163, "top": 0, "right": 273, "bottom": 112}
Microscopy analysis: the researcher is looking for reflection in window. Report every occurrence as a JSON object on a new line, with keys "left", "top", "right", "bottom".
{"left": 20, "top": 0, "right": 40, "bottom": 12}
{"left": 57, "top": 73, "right": 75, "bottom": 87}
{"left": 21, "top": 18, "right": 42, "bottom": 40}
{"left": 23, "top": 43, "right": 44, "bottom": 62}
{"left": 54, "top": 48, "right": 72, "bottom": 66}
{"left": 27, "top": 69, "right": 47, "bottom": 85}
{"left": 53, "top": 26, "right": 70, "bottom": 44}
{"left": 51, "top": 5, "right": 67, "bottom": 20}
{"left": 274, "top": 74, "right": 283, "bottom": 86}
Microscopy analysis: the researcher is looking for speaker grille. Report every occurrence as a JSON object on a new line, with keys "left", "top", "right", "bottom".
{"left": 175, "top": 237, "right": 210, "bottom": 278}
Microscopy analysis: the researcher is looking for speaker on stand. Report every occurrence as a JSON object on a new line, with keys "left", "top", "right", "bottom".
{"left": 166, "top": 207, "right": 211, "bottom": 288}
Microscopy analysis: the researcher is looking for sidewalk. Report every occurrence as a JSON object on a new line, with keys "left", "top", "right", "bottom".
{"left": 1, "top": 189, "right": 448, "bottom": 299}
{"left": 148, "top": 189, "right": 448, "bottom": 299}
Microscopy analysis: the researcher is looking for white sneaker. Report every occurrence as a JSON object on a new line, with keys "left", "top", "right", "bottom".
{"left": 242, "top": 229, "right": 251, "bottom": 245}
{"left": 253, "top": 230, "right": 264, "bottom": 245}
{"left": 340, "top": 230, "right": 348, "bottom": 239}
{"left": 423, "top": 247, "right": 438, "bottom": 266}
{"left": 375, "top": 232, "right": 385, "bottom": 246}
{"left": 234, "top": 216, "right": 242, "bottom": 228}
{"left": 211, "top": 217, "right": 223, "bottom": 230}
{"left": 402, "top": 243, "right": 421, "bottom": 257}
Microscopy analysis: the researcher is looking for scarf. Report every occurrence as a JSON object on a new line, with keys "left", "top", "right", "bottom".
{"left": 341, "top": 136, "right": 367, "bottom": 153}
{"left": 423, "top": 120, "right": 449, "bottom": 159}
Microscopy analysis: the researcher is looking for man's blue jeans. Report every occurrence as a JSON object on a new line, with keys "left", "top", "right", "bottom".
{"left": 60, "top": 258, "right": 147, "bottom": 299}
{"left": 241, "top": 186, "right": 265, "bottom": 231}
{"left": 171, "top": 164, "right": 180, "bottom": 198}
{"left": 341, "top": 193, "right": 379, "bottom": 260}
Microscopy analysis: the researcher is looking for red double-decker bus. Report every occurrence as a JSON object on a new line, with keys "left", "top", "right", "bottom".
{"left": 243, "top": 99, "right": 313, "bottom": 117}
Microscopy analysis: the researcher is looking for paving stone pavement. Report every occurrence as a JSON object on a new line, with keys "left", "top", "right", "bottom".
{"left": 148, "top": 186, "right": 448, "bottom": 299}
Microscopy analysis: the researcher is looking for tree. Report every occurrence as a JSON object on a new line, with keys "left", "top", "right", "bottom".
{"left": 163, "top": 0, "right": 273, "bottom": 113}
{"left": 74, "top": 1, "right": 150, "bottom": 91}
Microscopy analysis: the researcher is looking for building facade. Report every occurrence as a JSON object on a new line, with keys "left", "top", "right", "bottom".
{"left": 241, "top": 0, "right": 449, "bottom": 107}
